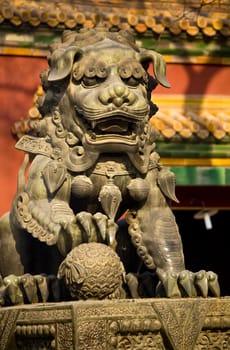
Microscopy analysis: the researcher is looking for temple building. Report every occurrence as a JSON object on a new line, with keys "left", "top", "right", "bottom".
{"left": 0, "top": 0, "right": 229, "bottom": 294}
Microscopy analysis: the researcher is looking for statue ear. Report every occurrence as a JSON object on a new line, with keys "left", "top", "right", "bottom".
{"left": 139, "top": 49, "right": 171, "bottom": 88}
{"left": 48, "top": 46, "right": 83, "bottom": 82}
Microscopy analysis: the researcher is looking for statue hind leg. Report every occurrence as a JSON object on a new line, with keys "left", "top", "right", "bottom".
{"left": 126, "top": 166, "right": 219, "bottom": 298}
{"left": 0, "top": 212, "right": 25, "bottom": 277}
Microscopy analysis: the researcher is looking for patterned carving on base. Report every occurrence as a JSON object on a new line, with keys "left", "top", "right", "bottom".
{"left": 195, "top": 330, "right": 230, "bottom": 349}
{"left": 56, "top": 322, "right": 73, "bottom": 350}
{"left": 0, "top": 309, "right": 19, "bottom": 350}
{"left": 15, "top": 323, "right": 56, "bottom": 349}
{"left": 153, "top": 299, "right": 212, "bottom": 350}
{"left": 6, "top": 304, "right": 73, "bottom": 350}
{"left": 114, "top": 333, "right": 165, "bottom": 350}
{"left": 0, "top": 299, "right": 230, "bottom": 350}
{"left": 108, "top": 318, "right": 164, "bottom": 350}
{"left": 78, "top": 320, "right": 107, "bottom": 350}
{"left": 16, "top": 337, "right": 55, "bottom": 350}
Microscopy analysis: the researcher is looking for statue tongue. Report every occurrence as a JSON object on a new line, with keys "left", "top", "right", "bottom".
{"left": 96, "top": 120, "right": 128, "bottom": 133}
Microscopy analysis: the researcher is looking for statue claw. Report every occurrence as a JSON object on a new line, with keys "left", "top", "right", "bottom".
{"left": 93, "top": 212, "right": 108, "bottom": 241}
{"left": 126, "top": 273, "right": 140, "bottom": 298}
{"left": 3, "top": 274, "right": 24, "bottom": 305}
{"left": 156, "top": 270, "right": 181, "bottom": 298}
{"left": 106, "top": 219, "right": 118, "bottom": 247}
{"left": 178, "top": 270, "right": 197, "bottom": 297}
{"left": 195, "top": 270, "right": 209, "bottom": 297}
{"left": 76, "top": 212, "right": 94, "bottom": 241}
{"left": 19, "top": 274, "right": 38, "bottom": 303}
{"left": 207, "top": 271, "right": 220, "bottom": 297}
{"left": 34, "top": 274, "right": 49, "bottom": 302}
{"left": 0, "top": 273, "right": 64, "bottom": 305}
{"left": 156, "top": 269, "right": 220, "bottom": 298}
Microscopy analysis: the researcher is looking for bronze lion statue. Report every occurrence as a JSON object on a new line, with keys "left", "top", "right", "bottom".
{"left": 0, "top": 27, "right": 219, "bottom": 304}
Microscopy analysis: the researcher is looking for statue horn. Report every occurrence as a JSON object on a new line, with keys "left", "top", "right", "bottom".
{"left": 48, "top": 46, "right": 83, "bottom": 82}
{"left": 139, "top": 49, "right": 171, "bottom": 88}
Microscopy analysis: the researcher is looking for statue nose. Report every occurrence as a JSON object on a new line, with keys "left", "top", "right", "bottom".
{"left": 98, "top": 83, "right": 136, "bottom": 107}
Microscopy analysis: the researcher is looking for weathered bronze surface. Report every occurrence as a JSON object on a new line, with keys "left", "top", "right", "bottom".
{"left": 0, "top": 298, "right": 230, "bottom": 350}
{"left": 0, "top": 26, "right": 220, "bottom": 306}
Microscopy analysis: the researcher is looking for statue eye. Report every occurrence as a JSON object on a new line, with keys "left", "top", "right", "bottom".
{"left": 81, "top": 62, "right": 108, "bottom": 87}
{"left": 123, "top": 76, "right": 140, "bottom": 87}
{"left": 133, "top": 65, "right": 143, "bottom": 79}
{"left": 96, "top": 64, "right": 108, "bottom": 79}
{"left": 85, "top": 66, "right": 96, "bottom": 78}
{"left": 118, "top": 65, "right": 132, "bottom": 79}
{"left": 118, "top": 61, "right": 147, "bottom": 87}
{"left": 81, "top": 76, "right": 98, "bottom": 87}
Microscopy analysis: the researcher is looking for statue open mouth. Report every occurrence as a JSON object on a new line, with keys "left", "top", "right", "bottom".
{"left": 87, "top": 116, "right": 137, "bottom": 139}
{"left": 82, "top": 115, "right": 145, "bottom": 151}
{"left": 74, "top": 109, "right": 149, "bottom": 151}
{"left": 93, "top": 119, "right": 130, "bottom": 134}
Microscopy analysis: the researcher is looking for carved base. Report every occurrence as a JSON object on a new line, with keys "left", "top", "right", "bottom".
{"left": 1, "top": 298, "right": 229, "bottom": 350}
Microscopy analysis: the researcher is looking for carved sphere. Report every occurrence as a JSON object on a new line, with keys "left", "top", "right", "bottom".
{"left": 71, "top": 175, "right": 94, "bottom": 198}
{"left": 127, "top": 178, "right": 149, "bottom": 201}
{"left": 58, "top": 243, "right": 125, "bottom": 300}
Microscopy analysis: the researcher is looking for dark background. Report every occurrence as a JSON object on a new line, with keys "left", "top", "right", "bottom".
{"left": 175, "top": 210, "right": 229, "bottom": 296}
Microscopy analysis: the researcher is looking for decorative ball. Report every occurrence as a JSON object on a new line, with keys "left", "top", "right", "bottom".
{"left": 58, "top": 243, "right": 125, "bottom": 300}
{"left": 127, "top": 178, "right": 149, "bottom": 202}
{"left": 71, "top": 175, "right": 94, "bottom": 198}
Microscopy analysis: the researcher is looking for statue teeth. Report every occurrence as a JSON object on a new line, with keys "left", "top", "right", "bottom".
{"left": 91, "top": 120, "right": 97, "bottom": 129}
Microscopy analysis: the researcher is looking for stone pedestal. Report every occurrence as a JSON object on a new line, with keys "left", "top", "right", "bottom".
{"left": 0, "top": 298, "right": 229, "bottom": 350}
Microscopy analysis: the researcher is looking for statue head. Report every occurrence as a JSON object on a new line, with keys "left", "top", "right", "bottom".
{"left": 34, "top": 27, "right": 170, "bottom": 173}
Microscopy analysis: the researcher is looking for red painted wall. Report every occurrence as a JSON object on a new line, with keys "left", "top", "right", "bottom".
{"left": 152, "top": 63, "right": 230, "bottom": 95}
{"left": 0, "top": 56, "right": 47, "bottom": 215}
{"left": 0, "top": 56, "right": 229, "bottom": 215}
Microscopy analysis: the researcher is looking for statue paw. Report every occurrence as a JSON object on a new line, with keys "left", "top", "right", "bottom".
{"left": 156, "top": 269, "right": 220, "bottom": 298}
{"left": 0, "top": 273, "right": 66, "bottom": 306}
{"left": 19, "top": 199, "right": 76, "bottom": 245}
{"left": 0, "top": 274, "right": 23, "bottom": 306}
{"left": 57, "top": 211, "right": 118, "bottom": 255}
{"left": 29, "top": 199, "right": 75, "bottom": 228}
{"left": 193, "top": 270, "right": 220, "bottom": 297}
{"left": 76, "top": 211, "right": 118, "bottom": 246}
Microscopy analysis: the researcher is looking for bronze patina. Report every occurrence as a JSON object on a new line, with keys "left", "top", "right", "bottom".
{"left": 0, "top": 27, "right": 220, "bottom": 305}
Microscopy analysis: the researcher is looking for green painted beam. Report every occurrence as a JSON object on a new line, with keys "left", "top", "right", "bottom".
{"left": 157, "top": 142, "right": 230, "bottom": 158}
{"left": 170, "top": 166, "right": 230, "bottom": 186}
{"left": 0, "top": 25, "right": 229, "bottom": 59}
{"left": 141, "top": 35, "right": 230, "bottom": 58}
